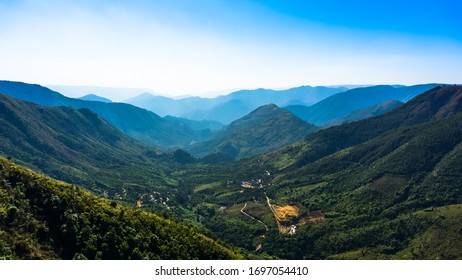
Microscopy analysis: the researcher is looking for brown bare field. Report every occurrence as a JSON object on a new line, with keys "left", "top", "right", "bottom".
{"left": 273, "top": 205, "right": 300, "bottom": 221}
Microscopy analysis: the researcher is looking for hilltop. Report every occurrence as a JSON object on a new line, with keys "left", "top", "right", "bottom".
{"left": 189, "top": 104, "right": 317, "bottom": 160}
{"left": 78, "top": 94, "right": 112, "bottom": 103}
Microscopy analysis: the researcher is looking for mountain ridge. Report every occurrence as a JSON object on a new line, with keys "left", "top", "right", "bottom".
{"left": 188, "top": 104, "right": 318, "bottom": 160}
{"left": 126, "top": 86, "right": 348, "bottom": 124}
{"left": 285, "top": 84, "right": 441, "bottom": 126}
{"left": 325, "top": 100, "right": 403, "bottom": 126}
{"left": 0, "top": 81, "right": 208, "bottom": 147}
{"left": 78, "top": 94, "right": 112, "bottom": 103}
{"left": 0, "top": 93, "right": 180, "bottom": 201}
{"left": 178, "top": 85, "right": 462, "bottom": 259}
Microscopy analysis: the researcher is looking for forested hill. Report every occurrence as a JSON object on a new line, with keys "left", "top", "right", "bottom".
{"left": 0, "top": 93, "right": 177, "bottom": 199}
{"left": 270, "top": 85, "right": 462, "bottom": 169}
{"left": 188, "top": 104, "right": 318, "bottom": 160}
{"left": 176, "top": 86, "right": 462, "bottom": 259}
{"left": 0, "top": 156, "right": 243, "bottom": 260}
{"left": 0, "top": 81, "right": 208, "bottom": 147}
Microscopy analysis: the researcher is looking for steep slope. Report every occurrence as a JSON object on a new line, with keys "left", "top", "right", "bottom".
{"left": 0, "top": 81, "right": 206, "bottom": 147}
{"left": 272, "top": 85, "right": 462, "bottom": 168}
{"left": 261, "top": 112, "right": 462, "bottom": 259}
{"left": 325, "top": 100, "right": 403, "bottom": 126}
{"left": 126, "top": 86, "right": 347, "bottom": 124}
{"left": 179, "top": 86, "right": 462, "bottom": 259}
{"left": 188, "top": 104, "right": 318, "bottom": 160}
{"left": 0, "top": 157, "right": 242, "bottom": 260}
{"left": 0, "top": 93, "right": 179, "bottom": 202}
{"left": 285, "top": 84, "right": 440, "bottom": 126}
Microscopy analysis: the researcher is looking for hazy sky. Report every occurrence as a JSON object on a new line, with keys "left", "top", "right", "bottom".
{"left": 1, "top": 0, "right": 461, "bottom": 98}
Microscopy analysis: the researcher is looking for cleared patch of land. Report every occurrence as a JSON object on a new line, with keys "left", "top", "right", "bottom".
{"left": 272, "top": 205, "right": 300, "bottom": 221}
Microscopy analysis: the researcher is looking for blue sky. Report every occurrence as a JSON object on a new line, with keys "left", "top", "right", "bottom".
{"left": 0, "top": 0, "right": 461, "bottom": 98}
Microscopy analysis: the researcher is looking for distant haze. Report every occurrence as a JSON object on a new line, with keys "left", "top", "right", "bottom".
{"left": 1, "top": 1, "right": 461, "bottom": 97}
{"left": 48, "top": 85, "right": 156, "bottom": 102}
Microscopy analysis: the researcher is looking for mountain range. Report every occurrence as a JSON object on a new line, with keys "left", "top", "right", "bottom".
{"left": 179, "top": 85, "right": 462, "bottom": 259}
{"left": 0, "top": 81, "right": 213, "bottom": 147}
{"left": 1, "top": 80, "right": 461, "bottom": 259}
{"left": 1, "top": 81, "right": 441, "bottom": 159}
{"left": 125, "top": 86, "right": 348, "bottom": 124}
{"left": 0, "top": 93, "right": 177, "bottom": 199}
{"left": 285, "top": 84, "right": 440, "bottom": 126}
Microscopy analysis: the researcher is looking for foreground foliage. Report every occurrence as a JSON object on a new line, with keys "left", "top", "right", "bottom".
{"left": 0, "top": 157, "right": 242, "bottom": 260}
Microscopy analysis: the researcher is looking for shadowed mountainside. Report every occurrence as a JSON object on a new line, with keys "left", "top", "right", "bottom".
{"left": 285, "top": 84, "right": 440, "bottom": 126}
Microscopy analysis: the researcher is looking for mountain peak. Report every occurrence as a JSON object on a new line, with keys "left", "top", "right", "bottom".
{"left": 78, "top": 94, "right": 112, "bottom": 103}
{"left": 229, "top": 104, "right": 294, "bottom": 128}
{"left": 248, "top": 103, "right": 280, "bottom": 113}
{"left": 189, "top": 103, "right": 317, "bottom": 160}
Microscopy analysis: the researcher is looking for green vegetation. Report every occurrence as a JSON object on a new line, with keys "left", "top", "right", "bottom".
{"left": 1, "top": 84, "right": 462, "bottom": 259}
{"left": 178, "top": 86, "right": 462, "bottom": 259}
{"left": 0, "top": 81, "right": 209, "bottom": 147}
{"left": 188, "top": 104, "right": 318, "bottom": 160}
{"left": 0, "top": 157, "right": 242, "bottom": 260}
{"left": 0, "top": 93, "right": 190, "bottom": 211}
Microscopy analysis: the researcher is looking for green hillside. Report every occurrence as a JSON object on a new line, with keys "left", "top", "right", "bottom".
{"left": 189, "top": 104, "right": 318, "bottom": 160}
{"left": 0, "top": 157, "right": 242, "bottom": 259}
{"left": 0, "top": 81, "right": 207, "bottom": 147}
{"left": 179, "top": 86, "right": 462, "bottom": 259}
{"left": 0, "top": 93, "right": 184, "bottom": 210}
{"left": 1, "top": 84, "right": 461, "bottom": 259}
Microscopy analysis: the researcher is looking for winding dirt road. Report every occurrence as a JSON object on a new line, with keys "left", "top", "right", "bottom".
{"left": 240, "top": 203, "right": 269, "bottom": 232}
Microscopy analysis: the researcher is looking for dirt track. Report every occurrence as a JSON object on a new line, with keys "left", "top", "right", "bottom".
{"left": 240, "top": 203, "right": 269, "bottom": 231}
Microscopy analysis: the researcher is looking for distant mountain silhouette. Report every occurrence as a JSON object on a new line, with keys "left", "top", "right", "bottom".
{"left": 325, "top": 100, "right": 403, "bottom": 126}
{"left": 78, "top": 94, "right": 112, "bottom": 103}
{"left": 0, "top": 81, "right": 208, "bottom": 147}
{"left": 285, "top": 84, "right": 441, "bottom": 126}
{"left": 126, "top": 86, "right": 347, "bottom": 124}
